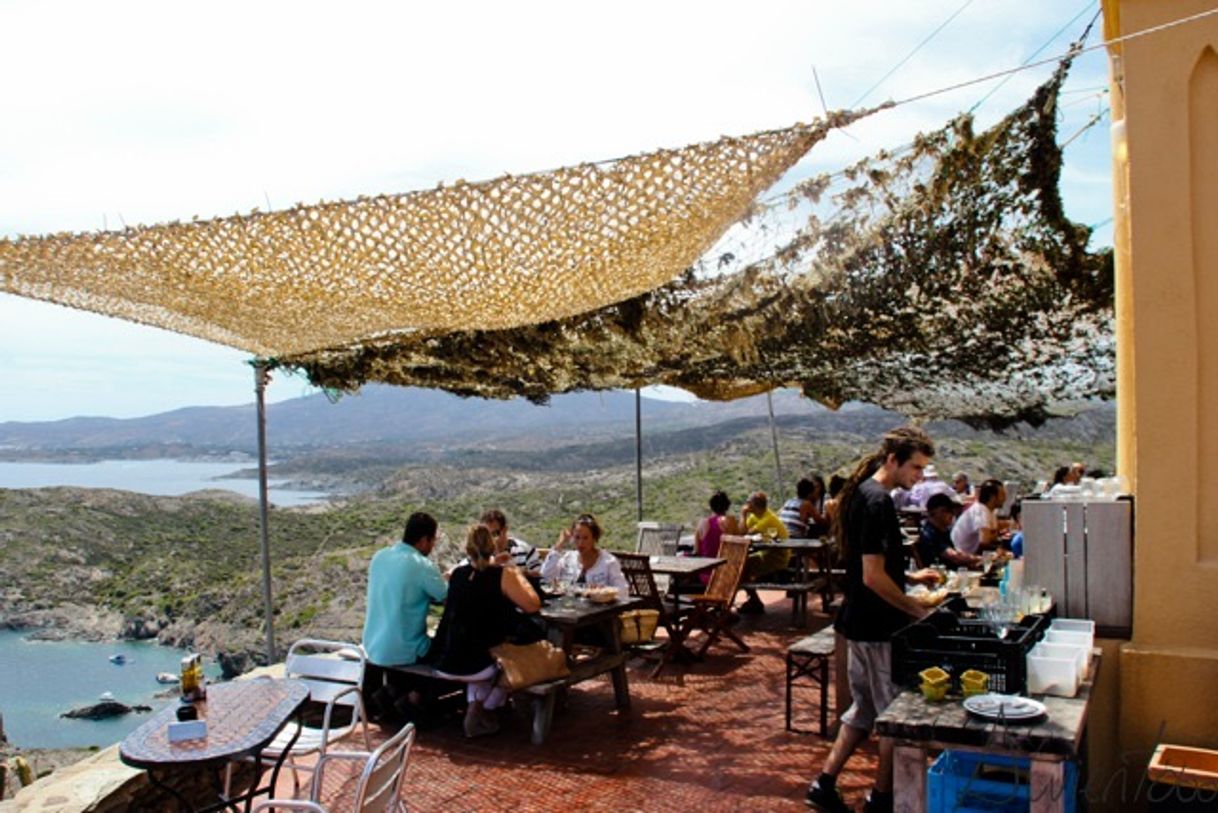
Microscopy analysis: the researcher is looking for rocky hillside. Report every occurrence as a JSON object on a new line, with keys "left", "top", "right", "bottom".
{"left": 0, "top": 386, "right": 830, "bottom": 459}
{"left": 0, "top": 408, "right": 1114, "bottom": 674}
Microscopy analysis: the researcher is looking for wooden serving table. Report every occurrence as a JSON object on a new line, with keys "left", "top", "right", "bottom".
{"left": 120, "top": 678, "right": 310, "bottom": 812}
{"left": 875, "top": 654, "right": 1099, "bottom": 813}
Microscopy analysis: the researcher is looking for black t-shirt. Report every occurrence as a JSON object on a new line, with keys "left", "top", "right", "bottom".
{"left": 834, "top": 478, "right": 910, "bottom": 641}
{"left": 434, "top": 565, "right": 512, "bottom": 676}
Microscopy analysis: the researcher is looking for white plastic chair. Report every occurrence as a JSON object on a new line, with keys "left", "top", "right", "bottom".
{"left": 634, "top": 521, "right": 684, "bottom": 557}
{"left": 229, "top": 639, "right": 371, "bottom": 794}
{"left": 635, "top": 522, "right": 684, "bottom": 594}
{"left": 251, "top": 722, "right": 416, "bottom": 813}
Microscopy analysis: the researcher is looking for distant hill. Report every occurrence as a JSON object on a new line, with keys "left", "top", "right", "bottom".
{"left": 0, "top": 386, "right": 842, "bottom": 458}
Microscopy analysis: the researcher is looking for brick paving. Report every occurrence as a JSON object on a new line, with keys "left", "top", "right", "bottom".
{"left": 295, "top": 591, "right": 880, "bottom": 812}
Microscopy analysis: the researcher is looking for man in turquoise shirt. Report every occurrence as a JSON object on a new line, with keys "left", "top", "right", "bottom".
{"left": 363, "top": 511, "right": 449, "bottom": 671}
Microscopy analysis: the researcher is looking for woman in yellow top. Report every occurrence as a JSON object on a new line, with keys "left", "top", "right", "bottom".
{"left": 739, "top": 492, "right": 789, "bottom": 614}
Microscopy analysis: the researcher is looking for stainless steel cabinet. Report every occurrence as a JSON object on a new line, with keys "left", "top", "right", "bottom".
{"left": 1022, "top": 498, "right": 1133, "bottom": 638}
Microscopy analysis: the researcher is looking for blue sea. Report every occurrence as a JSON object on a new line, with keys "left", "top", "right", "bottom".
{"left": 0, "top": 631, "right": 222, "bottom": 749}
{"left": 0, "top": 459, "right": 328, "bottom": 507}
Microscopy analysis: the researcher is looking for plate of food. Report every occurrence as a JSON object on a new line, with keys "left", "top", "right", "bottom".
{"left": 584, "top": 586, "right": 620, "bottom": 604}
{"left": 908, "top": 585, "right": 949, "bottom": 607}
{"left": 962, "top": 693, "right": 1047, "bottom": 721}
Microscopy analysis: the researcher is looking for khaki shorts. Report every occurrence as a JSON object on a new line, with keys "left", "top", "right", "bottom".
{"left": 840, "top": 640, "right": 897, "bottom": 733}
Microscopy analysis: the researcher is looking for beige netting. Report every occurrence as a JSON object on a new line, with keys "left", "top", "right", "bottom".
{"left": 287, "top": 63, "right": 1115, "bottom": 428}
{"left": 0, "top": 113, "right": 867, "bottom": 357}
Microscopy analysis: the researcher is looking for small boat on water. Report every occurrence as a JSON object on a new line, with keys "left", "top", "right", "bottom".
{"left": 109, "top": 654, "right": 127, "bottom": 665}
{"left": 98, "top": 691, "right": 115, "bottom": 702}
{"left": 155, "top": 672, "right": 179, "bottom": 684}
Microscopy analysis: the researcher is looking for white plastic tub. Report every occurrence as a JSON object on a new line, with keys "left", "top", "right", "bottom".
{"left": 1031, "top": 642, "right": 1088, "bottom": 678}
{"left": 1049, "top": 618, "right": 1096, "bottom": 636}
{"left": 1026, "top": 653, "right": 1080, "bottom": 697}
{"left": 1045, "top": 627, "right": 1094, "bottom": 651}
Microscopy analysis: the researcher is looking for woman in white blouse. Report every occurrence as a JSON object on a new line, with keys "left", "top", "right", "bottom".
{"left": 540, "top": 513, "right": 630, "bottom": 600}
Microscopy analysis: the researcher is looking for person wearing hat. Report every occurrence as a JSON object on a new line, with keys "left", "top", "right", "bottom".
{"left": 916, "top": 493, "right": 980, "bottom": 569}
{"left": 908, "top": 464, "right": 956, "bottom": 509}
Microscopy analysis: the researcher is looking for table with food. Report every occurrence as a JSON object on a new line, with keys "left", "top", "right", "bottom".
{"left": 878, "top": 562, "right": 1096, "bottom": 813}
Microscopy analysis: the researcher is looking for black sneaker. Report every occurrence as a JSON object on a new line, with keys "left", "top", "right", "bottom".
{"left": 862, "top": 791, "right": 893, "bottom": 813}
{"left": 805, "top": 779, "right": 849, "bottom": 813}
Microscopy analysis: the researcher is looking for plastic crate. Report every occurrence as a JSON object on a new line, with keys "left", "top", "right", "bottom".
{"left": 928, "top": 750, "right": 1077, "bottom": 813}
{"left": 892, "top": 608, "right": 1049, "bottom": 694}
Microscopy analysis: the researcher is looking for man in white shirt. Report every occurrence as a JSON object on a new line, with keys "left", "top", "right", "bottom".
{"left": 951, "top": 479, "right": 1006, "bottom": 555}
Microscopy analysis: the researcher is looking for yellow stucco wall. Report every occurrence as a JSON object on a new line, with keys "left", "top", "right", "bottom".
{"left": 1106, "top": 0, "right": 1218, "bottom": 767}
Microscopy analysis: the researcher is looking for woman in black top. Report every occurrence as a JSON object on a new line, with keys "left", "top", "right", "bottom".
{"left": 435, "top": 524, "right": 541, "bottom": 737}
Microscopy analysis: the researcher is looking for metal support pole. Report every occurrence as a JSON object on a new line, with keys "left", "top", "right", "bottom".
{"left": 766, "top": 389, "right": 783, "bottom": 498}
{"left": 254, "top": 362, "right": 276, "bottom": 663}
{"left": 635, "top": 388, "right": 644, "bottom": 521}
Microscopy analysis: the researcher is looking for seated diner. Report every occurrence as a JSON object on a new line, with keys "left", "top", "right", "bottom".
{"left": 539, "top": 513, "right": 629, "bottom": 600}
{"left": 915, "top": 493, "right": 981, "bottom": 569}
{"left": 481, "top": 507, "right": 541, "bottom": 574}
{"left": 434, "top": 524, "right": 542, "bottom": 738}
{"left": 950, "top": 478, "right": 1008, "bottom": 555}
{"left": 695, "top": 490, "right": 741, "bottom": 584}
{"left": 780, "top": 476, "right": 830, "bottom": 538}
{"left": 740, "top": 491, "right": 790, "bottom": 614}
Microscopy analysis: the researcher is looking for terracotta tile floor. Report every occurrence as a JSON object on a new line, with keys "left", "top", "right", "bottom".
{"left": 296, "top": 592, "right": 880, "bottom": 812}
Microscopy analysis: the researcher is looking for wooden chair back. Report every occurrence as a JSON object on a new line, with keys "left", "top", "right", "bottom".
{"left": 616, "top": 552, "right": 664, "bottom": 607}
{"left": 703, "top": 536, "right": 750, "bottom": 605}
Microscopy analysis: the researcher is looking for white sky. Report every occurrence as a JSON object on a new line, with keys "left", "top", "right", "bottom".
{"left": 0, "top": 0, "right": 1116, "bottom": 421}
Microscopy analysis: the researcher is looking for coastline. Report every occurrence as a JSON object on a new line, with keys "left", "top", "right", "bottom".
{"left": 0, "top": 606, "right": 124, "bottom": 643}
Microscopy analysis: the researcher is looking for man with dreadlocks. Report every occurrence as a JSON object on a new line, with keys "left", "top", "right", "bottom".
{"left": 806, "top": 426, "right": 945, "bottom": 813}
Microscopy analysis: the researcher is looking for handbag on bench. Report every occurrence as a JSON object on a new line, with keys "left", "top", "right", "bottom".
{"left": 490, "top": 640, "right": 571, "bottom": 690}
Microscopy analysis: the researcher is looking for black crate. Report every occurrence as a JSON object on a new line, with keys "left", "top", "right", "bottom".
{"left": 891, "top": 607, "right": 1049, "bottom": 694}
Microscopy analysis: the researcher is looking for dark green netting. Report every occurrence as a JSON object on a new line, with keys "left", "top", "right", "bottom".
{"left": 283, "top": 61, "right": 1113, "bottom": 428}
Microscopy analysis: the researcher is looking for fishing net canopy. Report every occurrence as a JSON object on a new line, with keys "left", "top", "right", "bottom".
{"left": 288, "top": 63, "right": 1114, "bottom": 427}
{"left": 0, "top": 61, "right": 1112, "bottom": 427}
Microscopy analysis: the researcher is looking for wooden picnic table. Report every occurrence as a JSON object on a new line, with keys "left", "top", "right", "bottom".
{"left": 533, "top": 595, "right": 643, "bottom": 739}
{"left": 392, "top": 596, "right": 642, "bottom": 745}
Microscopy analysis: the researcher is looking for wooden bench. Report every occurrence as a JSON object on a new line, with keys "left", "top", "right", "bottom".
{"left": 739, "top": 580, "right": 818, "bottom": 627}
{"left": 390, "top": 653, "right": 627, "bottom": 745}
{"left": 786, "top": 626, "right": 837, "bottom": 737}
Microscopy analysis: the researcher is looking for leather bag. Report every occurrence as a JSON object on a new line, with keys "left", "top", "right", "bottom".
{"left": 490, "top": 640, "right": 571, "bottom": 690}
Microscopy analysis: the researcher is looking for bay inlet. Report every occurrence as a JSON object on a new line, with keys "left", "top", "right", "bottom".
{"left": 0, "top": 458, "right": 328, "bottom": 506}
{"left": 0, "top": 631, "right": 221, "bottom": 749}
